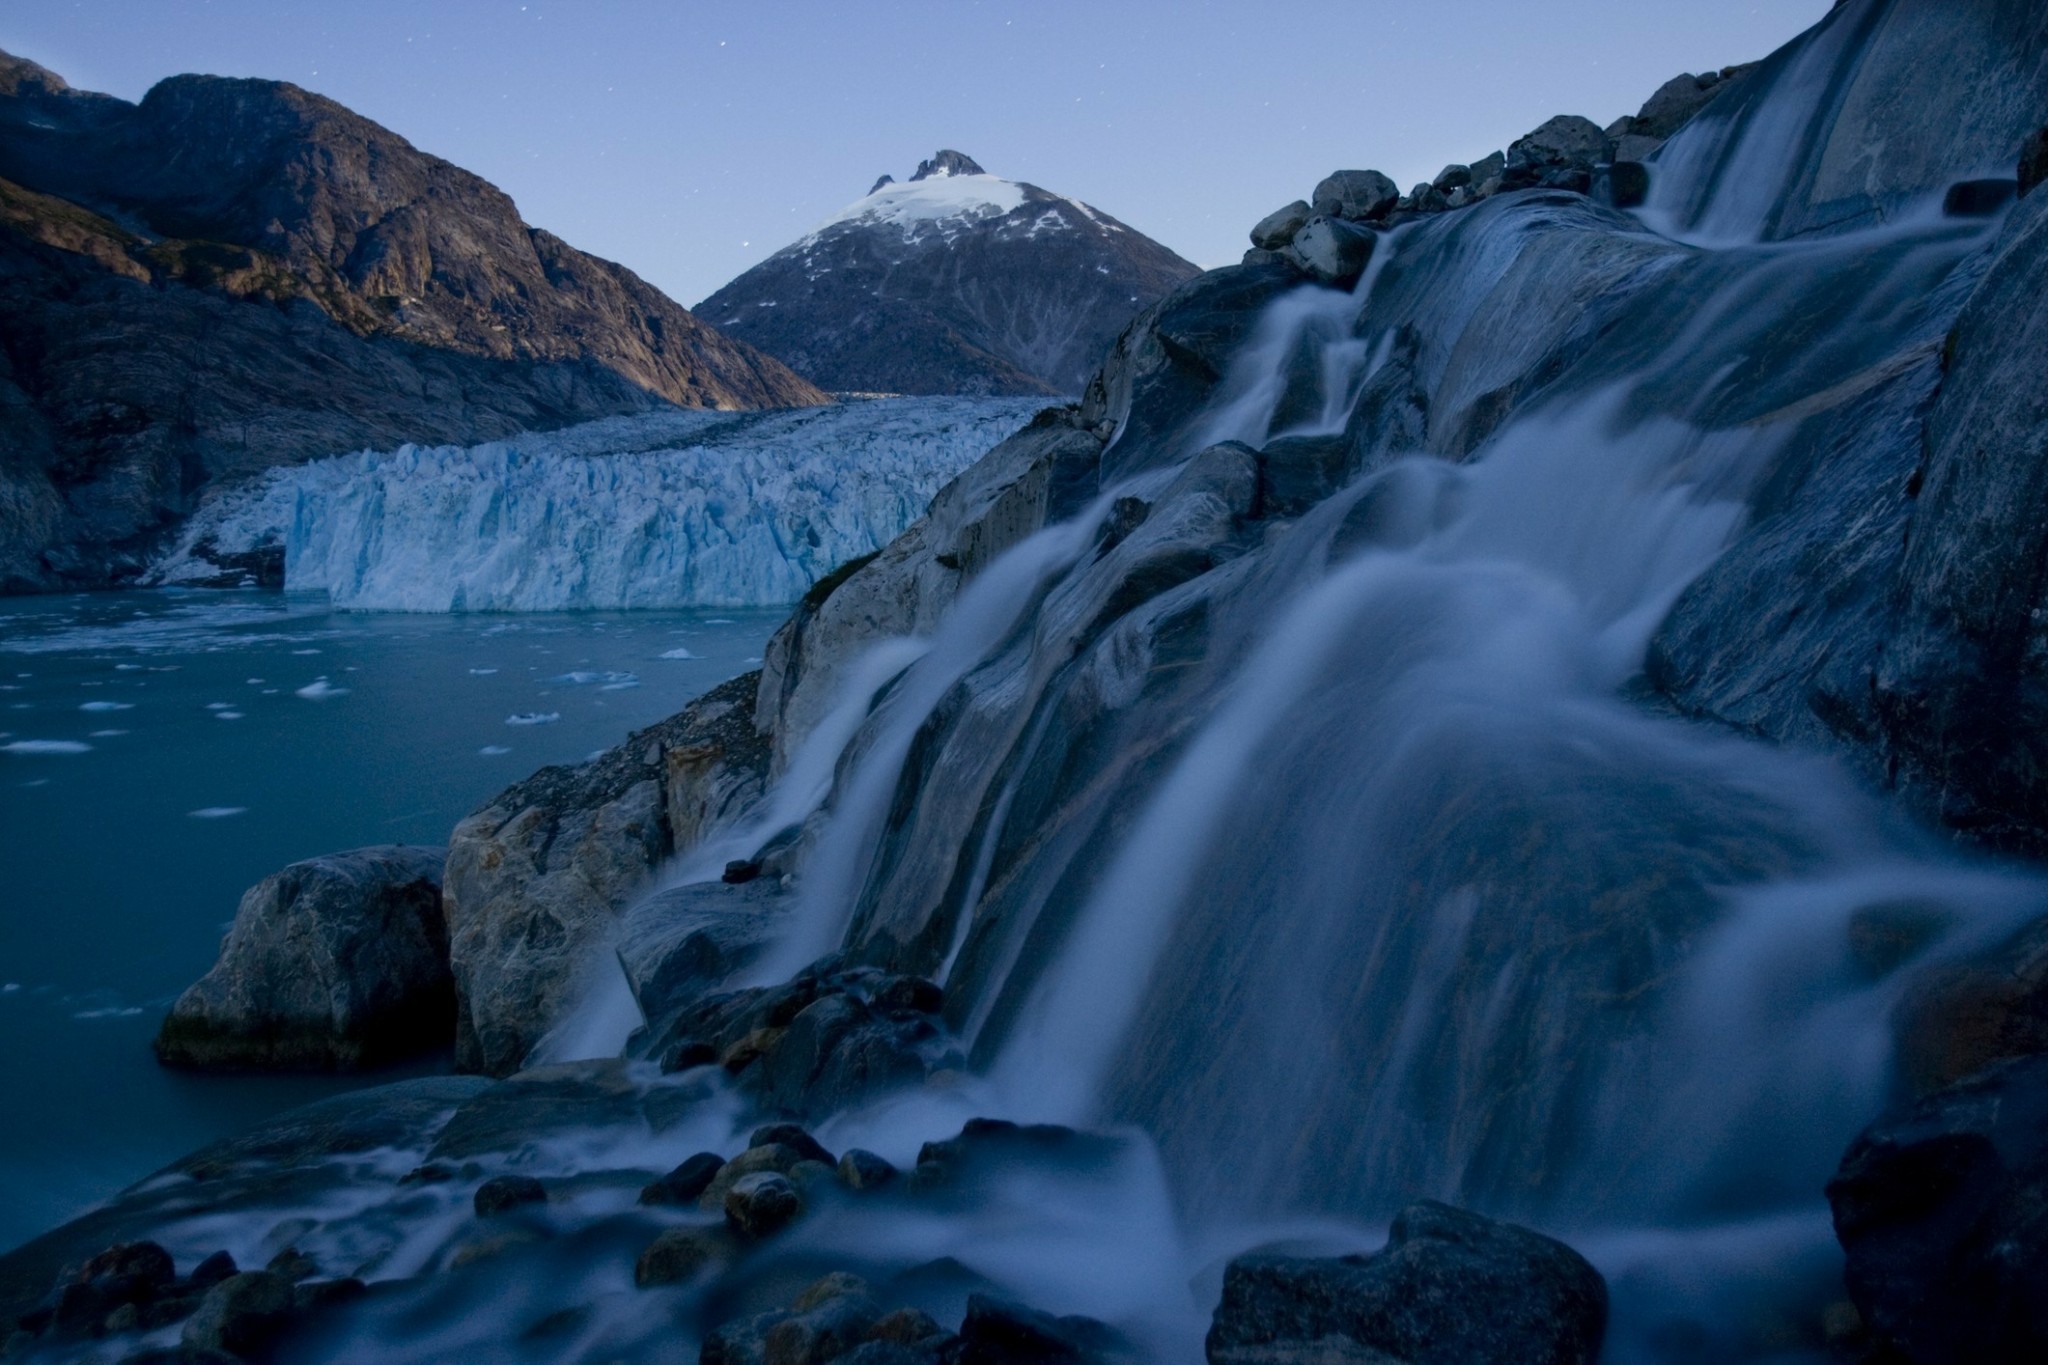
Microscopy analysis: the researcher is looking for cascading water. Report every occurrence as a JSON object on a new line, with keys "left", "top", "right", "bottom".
{"left": 656, "top": 14, "right": 2048, "bottom": 1357}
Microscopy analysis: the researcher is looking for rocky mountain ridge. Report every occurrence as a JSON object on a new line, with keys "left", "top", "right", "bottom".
{"left": 696, "top": 150, "right": 1199, "bottom": 398}
{"left": 0, "top": 49, "right": 826, "bottom": 593}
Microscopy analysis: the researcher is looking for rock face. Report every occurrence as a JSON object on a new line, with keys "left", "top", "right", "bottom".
{"left": 153, "top": 846, "right": 451, "bottom": 1071}
{"left": 1828, "top": 1056, "right": 2048, "bottom": 1364}
{"left": 1206, "top": 1203, "right": 1608, "bottom": 1365}
{"left": 697, "top": 151, "right": 1198, "bottom": 397}
{"left": 0, "top": 49, "right": 826, "bottom": 592}
{"left": 444, "top": 672, "right": 770, "bottom": 1076}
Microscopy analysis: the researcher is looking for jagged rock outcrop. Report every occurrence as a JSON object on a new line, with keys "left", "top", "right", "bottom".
{"left": 697, "top": 151, "right": 1198, "bottom": 397}
{"left": 0, "top": 49, "right": 826, "bottom": 592}
{"left": 153, "top": 846, "right": 451, "bottom": 1072}
{"left": 444, "top": 672, "right": 771, "bottom": 1076}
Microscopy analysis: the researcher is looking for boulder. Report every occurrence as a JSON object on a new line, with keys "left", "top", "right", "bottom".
{"left": 1312, "top": 170, "right": 1400, "bottom": 223}
{"left": 1502, "top": 116, "right": 1614, "bottom": 194}
{"left": 615, "top": 877, "right": 788, "bottom": 1037}
{"left": 633, "top": 1224, "right": 732, "bottom": 1287}
{"left": 1407, "top": 182, "right": 1449, "bottom": 215}
{"left": 1251, "top": 201, "right": 1313, "bottom": 250}
{"left": 723, "top": 1171, "right": 803, "bottom": 1240}
{"left": 1432, "top": 165, "right": 1472, "bottom": 193}
{"left": 1283, "top": 217, "right": 1376, "bottom": 288}
{"left": 638, "top": 1150, "right": 724, "bottom": 1206}
{"left": 1205, "top": 1202, "right": 1607, "bottom": 1365}
{"left": 180, "top": 1271, "right": 296, "bottom": 1358}
{"left": 1630, "top": 73, "right": 1727, "bottom": 141}
{"left": 444, "top": 672, "right": 769, "bottom": 1076}
{"left": 957, "top": 1294, "right": 1124, "bottom": 1363}
{"left": 1892, "top": 912, "right": 2048, "bottom": 1098}
{"left": 1594, "top": 162, "right": 1651, "bottom": 211}
{"left": 838, "top": 1148, "right": 900, "bottom": 1190}
{"left": 471, "top": 1174, "right": 546, "bottom": 1216}
{"left": 1828, "top": 1055, "right": 2048, "bottom": 1364}
{"left": 153, "top": 845, "right": 450, "bottom": 1071}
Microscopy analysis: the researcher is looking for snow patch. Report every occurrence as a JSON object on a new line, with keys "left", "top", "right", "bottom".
{"left": 506, "top": 712, "right": 560, "bottom": 726}
{"left": 806, "top": 174, "right": 1029, "bottom": 245}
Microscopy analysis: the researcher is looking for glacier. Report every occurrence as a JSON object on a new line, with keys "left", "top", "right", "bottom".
{"left": 151, "top": 397, "right": 1046, "bottom": 612}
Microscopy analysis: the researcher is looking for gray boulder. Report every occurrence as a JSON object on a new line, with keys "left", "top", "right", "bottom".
{"left": 1502, "top": 116, "right": 1614, "bottom": 194}
{"left": 1432, "top": 165, "right": 1471, "bottom": 193}
{"left": 1828, "top": 1055, "right": 2048, "bottom": 1364}
{"left": 1312, "top": 170, "right": 1400, "bottom": 223}
{"left": 616, "top": 877, "right": 788, "bottom": 1035}
{"left": 1284, "top": 217, "right": 1376, "bottom": 288}
{"left": 1206, "top": 1202, "right": 1607, "bottom": 1365}
{"left": 154, "top": 845, "right": 450, "bottom": 1071}
{"left": 444, "top": 672, "right": 769, "bottom": 1076}
{"left": 1631, "top": 72, "right": 1728, "bottom": 140}
{"left": 180, "top": 1271, "right": 296, "bottom": 1357}
{"left": 1251, "top": 201, "right": 1313, "bottom": 250}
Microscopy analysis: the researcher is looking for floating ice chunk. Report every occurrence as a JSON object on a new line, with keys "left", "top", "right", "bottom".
{"left": 552, "top": 671, "right": 602, "bottom": 684}
{"left": 215, "top": 711, "right": 245, "bottom": 720}
{"left": 205, "top": 702, "right": 232, "bottom": 710}
{"left": 247, "top": 678, "right": 265, "bottom": 685}
{"left": 78, "top": 701, "right": 133, "bottom": 712}
{"left": 188, "top": 806, "right": 247, "bottom": 819}
{"left": 115, "top": 664, "right": 141, "bottom": 672}
{"left": 469, "top": 667, "right": 499, "bottom": 676}
{"left": 292, "top": 649, "right": 321, "bottom": 656}
{"left": 659, "top": 647, "right": 697, "bottom": 660}
{"left": 506, "top": 712, "right": 561, "bottom": 726}
{"left": 296, "top": 679, "right": 349, "bottom": 699}
{"left": 2, "top": 740, "right": 91, "bottom": 755}
{"left": 88, "top": 730, "right": 128, "bottom": 738}
{"left": 600, "top": 680, "right": 639, "bottom": 691}
{"left": 703, "top": 619, "right": 735, "bottom": 625}
{"left": 2, "top": 983, "right": 18, "bottom": 993}
{"left": 74, "top": 1005, "right": 145, "bottom": 1019}
{"left": 479, "top": 745, "right": 513, "bottom": 755}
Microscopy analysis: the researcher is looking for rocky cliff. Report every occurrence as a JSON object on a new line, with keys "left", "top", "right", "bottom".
{"left": 0, "top": 50, "right": 828, "bottom": 592}
{"left": 696, "top": 150, "right": 1199, "bottom": 397}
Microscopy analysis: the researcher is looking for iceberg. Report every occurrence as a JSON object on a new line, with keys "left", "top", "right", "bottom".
{"left": 152, "top": 397, "right": 1048, "bottom": 612}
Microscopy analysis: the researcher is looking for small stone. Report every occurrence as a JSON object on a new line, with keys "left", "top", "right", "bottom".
{"left": 698, "top": 1142, "right": 805, "bottom": 1209}
{"left": 1249, "top": 200, "right": 1313, "bottom": 250}
{"left": 633, "top": 1225, "right": 731, "bottom": 1287}
{"left": 187, "top": 1251, "right": 238, "bottom": 1291}
{"left": 180, "top": 1272, "right": 296, "bottom": 1358}
{"left": 102, "top": 1301, "right": 141, "bottom": 1334}
{"left": 77, "top": 1242, "right": 176, "bottom": 1293}
{"left": 1943, "top": 179, "right": 2019, "bottom": 218}
{"left": 794, "top": 1271, "right": 872, "bottom": 1312}
{"left": 724, "top": 1171, "right": 803, "bottom": 1240}
{"left": 1433, "top": 164, "right": 1472, "bottom": 193}
{"left": 790, "top": 1158, "right": 838, "bottom": 1191}
{"left": 722, "top": 858, "right": 762, "bottom": 884}
{"left": 639, "top": 1150, "right": 724, "bottom": 1206}
{"left": 292, "top": 1278, "right": 367, "bottom": 1313}
{"left": 265, "top": 1247, "right": 317, "bottom": 1282}
{"left": 399, "top": 1162, "right": 454, "bottom": 1185}
{"left": 749, "top": 1123, "right": 835, "bottom": 1166}
{"left": 473, "top": 1174, "right": 547, "bottom": 1216}
{"left": 449, "top": 1230, "right": 544, "bottom": 1270}
{"left": 838, "top": 1148, "right": 899, "bottom": 1191}
{"left": 661, "top": 1038, "right": 719, "bottom": 1072}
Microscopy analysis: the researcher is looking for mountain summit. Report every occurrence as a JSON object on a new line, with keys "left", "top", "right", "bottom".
{"left": 698, "top": 152, "right": 1199, "bottom": 397}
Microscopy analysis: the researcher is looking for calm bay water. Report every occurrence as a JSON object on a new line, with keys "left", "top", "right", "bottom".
{"left": 0, "top": 590, "right": 780, "bottom": 1250}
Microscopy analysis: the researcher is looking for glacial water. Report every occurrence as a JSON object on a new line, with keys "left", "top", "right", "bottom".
{"left": 0, "top": 592, "right": 780, "bottom": 1250}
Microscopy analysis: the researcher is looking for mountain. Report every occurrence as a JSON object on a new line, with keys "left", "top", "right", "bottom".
{"left": 0, "top": 50, "right": 828, "bottom": 592}
{"left": 696, "top": 150, "right": 1200, "bottom": 398}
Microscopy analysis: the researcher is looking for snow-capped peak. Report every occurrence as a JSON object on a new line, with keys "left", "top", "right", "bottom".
{"left": 804, "top": 171, "right": 1028, "bottom": 243}
{"left": 910, "top": 149, "right": 985, "bottom": 181}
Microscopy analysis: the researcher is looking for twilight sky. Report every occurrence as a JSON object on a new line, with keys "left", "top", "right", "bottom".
{"left": 4, "top": 1, "right": 1831, "bottom": 306}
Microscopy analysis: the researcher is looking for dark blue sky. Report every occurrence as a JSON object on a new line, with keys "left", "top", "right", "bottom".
{"left": 5, "top": 2, "right": 1830, "bottom": 304}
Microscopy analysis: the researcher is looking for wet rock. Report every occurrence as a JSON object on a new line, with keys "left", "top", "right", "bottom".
{"left": 724, "top": 1172, "right": 804, "bottom": 1240}
{"left": 618, "top": 877, "right": 788, "bottom": 1039}
{"left": 874, "top": 976, "right": 944, "bottom": 1014}
{"left": 723, "top": 858, "right": 763, "bottom": 884}
{"left": 1206, "top": 1202, "right": 1607, "bottom": 1365}
{"left": 750, "top": 1123, "right": 836, "bottom": 1167}
{"left": 699, "top": 1143, "right": 808, "bottom": 1209}
{"left": 1502, "top": 116, "right": 1614, "bottom": 194}
{"left": 1311, "top": 170, "right": 1400, "bottom": 223}
{"left": 262, "top": 1247, "right": 316, "bottom": 1283}
{"left": 633, "top": 1224, "right": 732, "bottom": 1287}
{"left": 1595, "top": 162, "right": 1651, "bottom": 211}
{"left": 838, "top": 1342, "right": 945, "bottom": 1365}
{"left": 186, "top": 1252, "right": 237, "bottom": 1292}
{"left": 1284, "top": 217, "right": 1376, "bottom": 289}
{"left": 1433, "top": 164, "right": 1472, "bottom": 193}
{"left": 1258, "top": 435, "right": 1351, "bottom": 519}
{"left": 639, "top": 1150, "right": 725, "bottom": 1206}
{"left": 1943, "top": 178, "right": 2018, "bottom": 218}
{"left": 1828, "top": 1054, "right": 2048, "bottom": 1364}
{"left": 1251, "top": 201, "right": 1313, "bottom": 251}
{"left": 1467, "top": 152, "right": 1505, "bottom": 191}
{"left": 445, "top": 673, "right": 769, "bottom": 1075}
{"left": 179, "top": 1271, "right": 296, "bottom": 1358}
{"left": 290, "top": 1277, "right": 366, "bottom": 1314}
{"left": 870, "top": 1306, "right": 949, "bottom": 1347}
{"left": 1889, "top": 912, "right": 2048, "bottom": 1096}
{"left": 1631, "top": 72, "right": 1730, "bottom": 141}
{"left": 473, "top": 1174, "right": 547, "bottom": 1216}
{"left": 908, "top": 1118, "right": 1120, "bottom": 1194}
{"left": 838, "top": 1148, "right": 900, "bottom": 1191}
{"left": 2023, "top": 126, "right": 2048, "bottom": 198}
{"left": 1407, "top": 182, "right": 1449, "bottom": 215}
{"left": 153, "top": 845, "right": 451, "bottom": 1071}
{"left": 958, "top": 1294, "right": 1125, "bottom": 1363}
